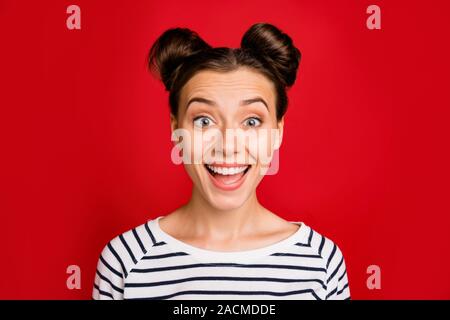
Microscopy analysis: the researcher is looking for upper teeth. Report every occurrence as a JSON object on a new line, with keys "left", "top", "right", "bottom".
{"left": 206, "top": 165, "right": 248, "bottom": 175}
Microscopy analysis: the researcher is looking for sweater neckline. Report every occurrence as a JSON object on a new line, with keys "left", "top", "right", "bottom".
{"left": 149, "top": 215, "right": 310, "bottom": 262}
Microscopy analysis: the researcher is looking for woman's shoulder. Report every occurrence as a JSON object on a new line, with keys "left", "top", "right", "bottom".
{"left": 93, "top": 217, "right": 166, "bottom": 299}
{"left": 95, "top": 217, "right": 164, "bottom": 277}
{"left": 302, "top": 223, "right": 348, "bottom": 263}
{"left": 253, "top": 211, "right": 349, "bottom": 267}
{"left": 304, "top": 225, "right": 351, "bottom": 299}
{"left": 297, "top": 223, "right": 350, "bottom": 298}
{"left": 274, "top": 212, "right": 347, "bottom": 263}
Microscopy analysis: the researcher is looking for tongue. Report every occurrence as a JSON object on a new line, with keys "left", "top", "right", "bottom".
{"left": 214, "top": 172, "right": 245, "bottom": 185}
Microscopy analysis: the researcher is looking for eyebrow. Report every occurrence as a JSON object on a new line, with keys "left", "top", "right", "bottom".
{"left": 186, "top": 96, "right": 269, "bottom": 111}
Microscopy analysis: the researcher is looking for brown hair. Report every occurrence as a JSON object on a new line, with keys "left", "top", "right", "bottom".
{"left": 147, "top": 23, "right": 301, "bottom": 121}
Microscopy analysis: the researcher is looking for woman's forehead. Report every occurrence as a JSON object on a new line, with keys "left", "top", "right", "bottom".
{"left": 181, "top": 68, "right": 275, "bottom": 104}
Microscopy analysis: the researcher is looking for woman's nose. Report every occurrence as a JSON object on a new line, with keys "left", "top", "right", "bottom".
{"left": 214, "top": 128, "right": 238, "bottom": 158}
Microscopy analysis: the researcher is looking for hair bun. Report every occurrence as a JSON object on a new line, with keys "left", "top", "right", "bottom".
{"left": 241, "top": 23, "right": 301, "bottom": 87}
{"left": 148, "top": 28, "right": 211, "bottom": 91}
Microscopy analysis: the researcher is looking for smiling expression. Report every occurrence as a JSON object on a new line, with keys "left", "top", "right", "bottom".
{"left": 171, "top": 67, "right": 284, "bottom": 211}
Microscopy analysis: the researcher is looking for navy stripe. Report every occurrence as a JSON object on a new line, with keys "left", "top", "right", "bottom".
{"left": 338, "top": 268, "right": 347, "bottom": 282}
{"left": 327, "top": 256, "right": 344, "bottom": 283}
{"left": 310, "top": 290, "right": 322, "bottom": 300}
{"left": 96, "top": 270, "right": 124, "bottom": 294}
{"left": 119, "top": 234, "right": 137, "bottom": 264}
{"left": 295, "top": 228, "right": 313, "bottom": 247}
{"left": 126, "top": 289, "right": 321, "bottom": 300}
{"left": 93, "top": 283, "right": 114, "bottom": 299}
{"left": 107, "top": 243, "right": 128, "bottom": 278}
{"left": 142, "top": 252, "right": 189, "bottom": 260}
{"left": 326, "top": 286, "right": 337, "bottom": 299}
{"left": 307, "top": 229, "right": 314, "bottom": 246}
{"left": 99, "top": 255, "right": 123, "bottom": 279}
{"left": 132, "top": 228, "right": 147, "bottom": 254}
{"left": 318, "top": 235, "right": 325, "bottom": 256}
{"left": 131, "top": 262, "right": 326, "bottom": 274}
{"left": 145, "top": 222, "right": 157, "bottom": 245}
{"left": 125, "top": 276, "right": 327, "bottom": 290}
{"left": 337, "top": 282, "right": 349, "bottom": 295}
{"left": 326, "top": 244, "right": 337, "bottom": 269}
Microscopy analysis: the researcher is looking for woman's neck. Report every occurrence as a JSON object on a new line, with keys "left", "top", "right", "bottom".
{"left": 178, "top": 187, "right": 267, "bottom": 241}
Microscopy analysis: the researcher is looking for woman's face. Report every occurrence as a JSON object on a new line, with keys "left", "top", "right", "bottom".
{"left": 171, "top": 67, "right": 284, "bottom": 211}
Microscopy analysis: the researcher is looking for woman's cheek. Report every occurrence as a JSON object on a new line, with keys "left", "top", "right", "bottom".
{"left": 258, "top": 127, "right": 274, "bottom": 161}
{"left": 178, "top": 126, "right": 214, "bottom": 165}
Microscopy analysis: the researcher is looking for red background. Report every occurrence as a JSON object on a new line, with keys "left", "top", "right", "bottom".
{"left": 1, "top": 0, "right": 449, "bottom": 299}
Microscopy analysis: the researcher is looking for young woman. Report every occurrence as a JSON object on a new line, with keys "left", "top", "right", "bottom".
{"left": 92, "top": 23, "right": 350, "bottom": 300}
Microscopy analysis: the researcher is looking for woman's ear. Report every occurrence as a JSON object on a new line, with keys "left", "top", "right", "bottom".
{"left": 170, "top": 113, "right": 178, "bottom": 133}
{"left": 170, "top": 114, "right": 181, "bottom": 148}
{"left": 274, "top": 116, "right": 284, "bottom": 150}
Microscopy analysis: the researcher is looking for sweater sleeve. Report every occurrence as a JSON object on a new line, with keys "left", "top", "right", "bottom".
{"left": 92, "top": 241, "right": 125, "bottom": 300}
{"left": 325, "top": 244, "right": 351, "bottom": 300}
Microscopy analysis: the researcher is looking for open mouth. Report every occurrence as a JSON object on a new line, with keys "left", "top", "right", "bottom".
{"left": 204, "top": 164, "right": 251, "bottom": 191}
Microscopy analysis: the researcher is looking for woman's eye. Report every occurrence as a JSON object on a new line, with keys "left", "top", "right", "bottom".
{"left": 193, "top": 116, "right": 214, "bottom": 128}
{"left": 243, "top": 117, "right": 262, "bottom": 128}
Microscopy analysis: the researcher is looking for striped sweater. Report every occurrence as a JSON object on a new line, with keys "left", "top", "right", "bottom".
{"left": 92, "top": 215, "right": 350, "bottom": 300}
